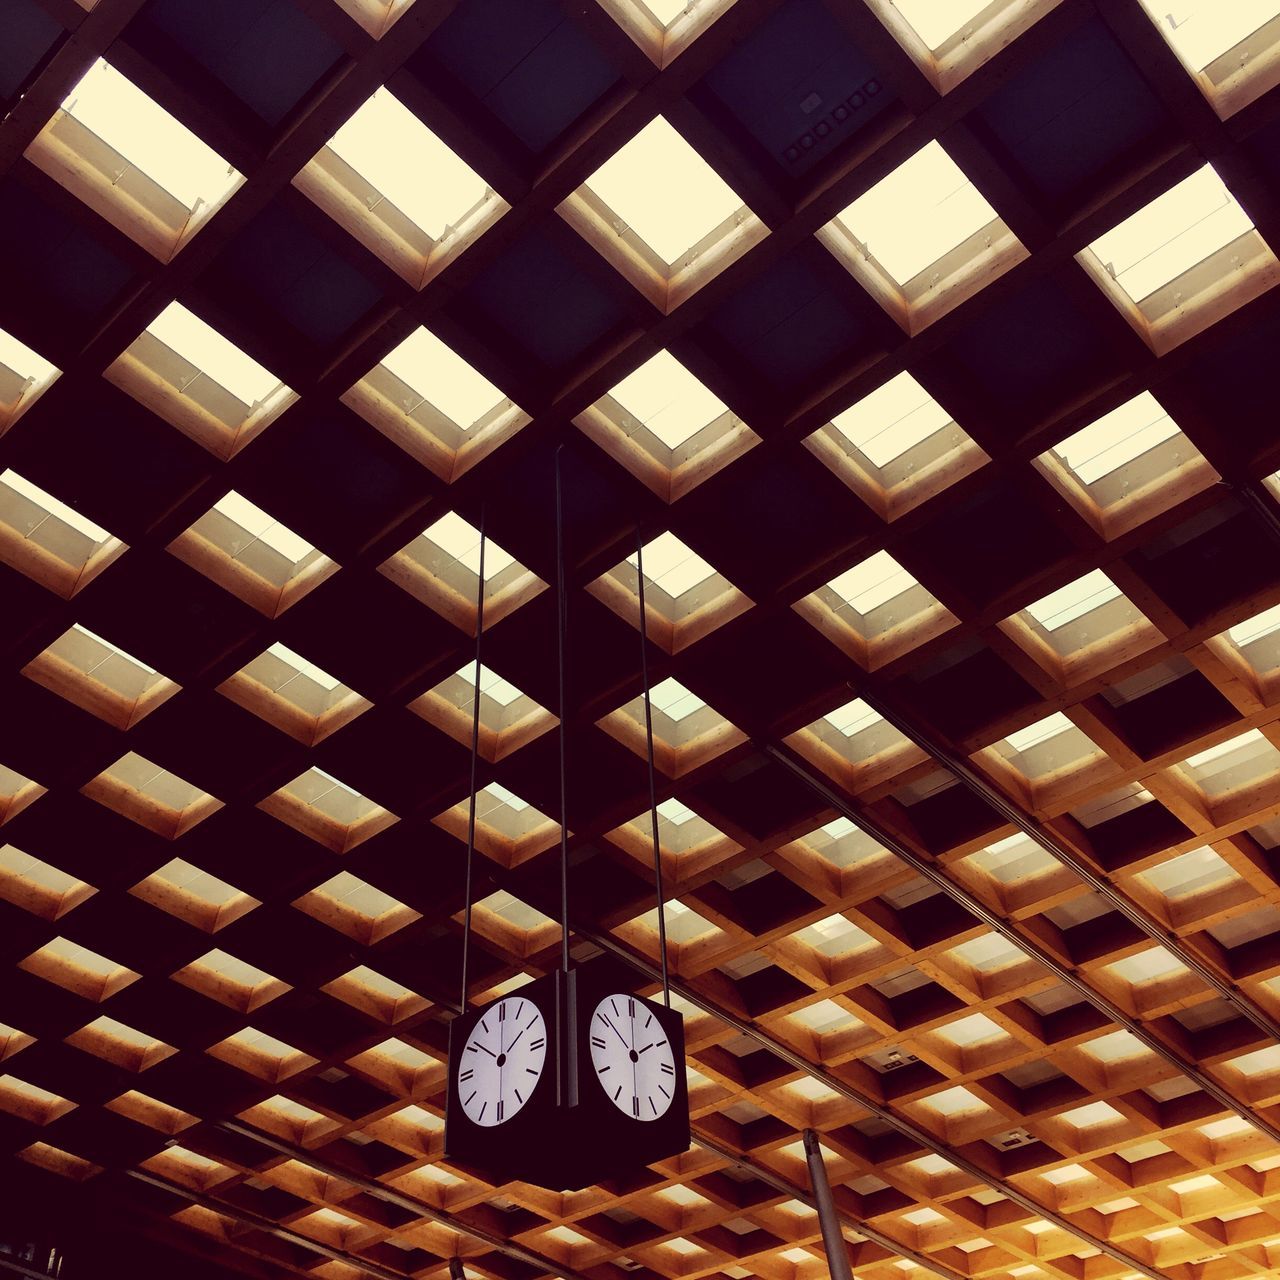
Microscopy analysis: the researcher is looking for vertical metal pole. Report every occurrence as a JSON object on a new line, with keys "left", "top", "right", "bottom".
{"left": 803, "top": 1129, "right": 855, "bottom": 1280}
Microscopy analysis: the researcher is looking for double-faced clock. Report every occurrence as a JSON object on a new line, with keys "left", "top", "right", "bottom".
{"left": 445, "top": 962, "right": 689, "bottom": 1189}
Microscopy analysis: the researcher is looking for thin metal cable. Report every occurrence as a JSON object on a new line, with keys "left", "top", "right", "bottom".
{"left": 458, "top": 508, "right": 486, "bottom": 1016}
{"left": 555, "top": 447, "right": 570, "bottom": 974}
{"left": 636, "top": 530, "right": 670, "bottom": 1006}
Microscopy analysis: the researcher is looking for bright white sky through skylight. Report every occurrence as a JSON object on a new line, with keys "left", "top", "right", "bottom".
{"left": 829, "top": 551, "right": 916, "bottom": 613}
{"left": 267, "top": 642, "right": 341, "bottom": 691}
{"left": 610, "top": 351, "right": 727, "bottom": 449}
{"left": 628, "top": 531, "right": 716, "bottom": 597}
{"left": 836, "top": 141, "right": 998, "bottom": 285}
{"left": 379, "top": 327, "right": 505, "bottom": 429}
{"left": 657, "top": 797, "right": 697, "bottom": 825}
{"left": 586, "top": 117, "right": 742, "bottom": 265}
{"left": 1141, "top": 0, "right": 1280, "bottom": 69}
{"left": 214, "top": 493, "right": 314, "bottom": 562}
{"left": 328, "top": 90, "right": 488, "bottom": 240}
{"left": 1024, "top": 570, "right": 1120, "bottom": 631}
{"left": 649, "top": 677, "right": 704, "bottom": 721}
{"left": 1005, "top": 712, "right": 1075, "bottom": 754}
{"left": 2, "top": 470, "right": 110, "bottom": 542}
{"left": 0, "top": 329, "right": 58, "bottom": 387}
{"left": 1229, "top": 604, "right": 1280, "bottom": 648}
{"left": 641, "top": 0, "right": 693, "bottom": 22}
{"left": 832, "top": 372, "right": 952, "bottom": 467}
{"left": 823, "top": 698, "right": 882, "bottom": 737}
{"left": 457, "top": 660, "right": 522, "bottom": 707}
{"left": 892, "top": 0, "right": 993, "bottom": 49}
{"left": 149, "top": 304, "right": 281, "bottom": 406}
{"left": 62, "top": 60, "right": 237, "bottom": 208}
{"left": 1089, "top": 166, "right": 1252, "bottom": 303}
{"left": 1053, "top": 393, "right": 1181, "bottom": 485}
{"left": 427, "top": 511, "right": 514, "bottom": 579}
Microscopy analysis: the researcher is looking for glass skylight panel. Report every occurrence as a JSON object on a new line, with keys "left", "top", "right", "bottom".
{"left": 584, "top": 117, "right": 742, "bottom": 265}
{"left": 327, "top": 90, "right": 488, "bottom": 239}
{"left": 628, "top": 531, "right": 716, "bottom": 597}
{"left": 1140, "top": 0, "right": 1280, "bottom": 69}
{"left": 1024, "top": 570, "right": 1121, "bottom": 631}
{"left": 1004, "top": 712, "right": 1076, "bottom": 754}
{"left": 823, "top": 698, "right": 882, "bottom": 737}
{"left": 1088, "top": 166, "right": 1252, "bottom": 303}
{"left": 831, "top": 373, "right": 953, "bottom": 468}
{"left": 265, "top": 643, "right": 340, "bottom": 692}
{"left": 59, "top": 60, "right": 239, "bottom": 209}
{"left": 829, "top": 551, "right": 916, "bottom": 613}
{"left": 453, "top": 661, "right": 520, "bottom": 708}
{"left": 609, "top": 351, "right": 728, "bottom": 449}
{"left": 1185, "top": 728, "right": 1269, "bottom": 772}
{"left": 0, "top": 329, "right": 58, "bottom": 415}
{"left": 212, "top": 493, "right": 314, "bottom": 562}
{"left": 482, "top": 782, "right": 528, "bottom": 813}
{"left": 639, "top": 0, "right": 694, "bottom": 19}
{"left": 1052, "top": 394, "right": 1182, "bottom": 485}
{"left": 1, "top": 470, "right": 110, "bottom": 543}
{"left": 426, "top": 511, "right": 514, "bottom": 579}
{"left": 833, "top": 142, "right": 998, "bottom": 284}
{"left": 657, "top": 797, "right": 697, "bottom": 825}
{"left": 648, "top": 677, "right": 705, "bottom": 721}
{"left": 890, "top": 0, "right": 993, "bottom": 48}
{"left": 379, "top": 327, "right": 505, "bottom": 430}
{"left": 147, "top": 305, "right": 281, "bottom": 408}
{"left": 1229, "top": 605, "right": 1280, "bottom": 648}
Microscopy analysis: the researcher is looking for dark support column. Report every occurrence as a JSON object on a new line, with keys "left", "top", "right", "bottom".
{"left": 803, "top": 1129, "right": 854, "bottom": 1280}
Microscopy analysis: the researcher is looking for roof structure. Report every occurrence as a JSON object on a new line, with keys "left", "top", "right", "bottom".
{"left": 2, "top": 1, "right": 1280, "bottom": 1280}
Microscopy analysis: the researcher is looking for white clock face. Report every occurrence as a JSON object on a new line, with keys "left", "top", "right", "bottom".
{"left": 589, "top": 993, "right": 677, "bottom": 1121}
{"left": 457, "top": 996, "right": 546, "bottom": 1128}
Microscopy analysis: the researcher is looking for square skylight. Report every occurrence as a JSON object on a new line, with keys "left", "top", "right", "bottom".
{"left": 648, "top": 677, "right": 705, "bottom": 721}
{"left": 147, "top": 305, "right": 282, "bottom": 408}
{"left": 426, "top": 511, "right": 514, "bottom": 580}
{"left": 1087, "top": 166, "right": 1253, "bottom": 303}
{"left": 831, "top": 373, "right": 954, "bottom": 468}
{"left": 377, "top": 327, "right": 507, "bottom": 431}
{"left": 1139, "top": 0, "right": 1280, "bottom": 70}
{"left": 327, "top": 90, "right": 489, "bottom": 241}
{"left": 1023, "top": 570, "right": 1121, "bottom": 631}
{"left": 831, "top": 142, "right": 1001, "bottom": 285}
{"left": 0, "top": 470, "right": 109, "bottom": 546}
{"left": 1049, "top": 394, "right": 1183, "bottom": 486}
{"left": 209, "top": 493, "right": 314, "bottom": 562}
{"left": 629, "top": 531, "right": 717, "bottom": 597}
{"left": 828, "top": 551, "right": 917, "bottom": 614}
{"left": 582, "top": 116, "right": 744, "bottom": 266}
{"left": 55, "top": 58, "right": 240, "bottom": 211}
{"left": 823, "top": 698, "right": 882, "bottom": 737}
{"left": 608, "top": 351, "right": 730, "bottom": 449}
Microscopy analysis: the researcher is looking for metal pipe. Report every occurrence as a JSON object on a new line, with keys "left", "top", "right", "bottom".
{"left": 802, "top": 1129, "right": 854, "bottom": 1280}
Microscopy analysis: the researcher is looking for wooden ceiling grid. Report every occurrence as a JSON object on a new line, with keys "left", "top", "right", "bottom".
{"left": 1, "top": 2, "right": 1280, "bottom": 1280}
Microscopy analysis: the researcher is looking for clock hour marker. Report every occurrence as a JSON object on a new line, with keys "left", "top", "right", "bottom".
{"left": 529, "top": 1038, "right": 544, "bottom": 1051}
{"left": 632, "top": 1095, "right": 639, "bottom": 1117}
{"left": 499, "top": 1003, "right": 506, "bottom": 1022}
{"left": 497, "top": 1100, "right": 504, "bottom": 1121}
{"left": 659, "top": 1084, "right": 670, "bottom": 1098}
{"left": 460, "top": 1068, "right": 473, "bottom": 1082}
{"left": 526, "top": 1067, "right": 538, "bottom": 1075}
{"left": 465, "top": 1091, "right": 476, "bottom": 1105}
{"left": 614, "top": 1085, "right": 622, "bottom": 1101}
{"left": 514, "top": 1088, "right": 523, "bottom": 1104}
{"left": 649, "top": 1097, "right": 657, "bottom": 1115}
{"left": 659, "top": 1062, "right": 674, "bottom": 1074}
{"left": 478, "top": 1101, "right": 487, "bottom": 1121}
{"left": 591, "top": 1036, "right": 606, "bottom": 1048}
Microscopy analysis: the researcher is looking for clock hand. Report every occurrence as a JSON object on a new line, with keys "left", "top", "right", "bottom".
{"left": 503, "top": 1016, "right": 537, "bottom": 1056}
{"left": 601, "top": 1013, "right": 631, "bottom": 1050}
{"left": 472, "top": 1041, "right": 498, "bottom": 1058}
{"left": 636, "top": 1043, "right": 656, "bottom": 1054}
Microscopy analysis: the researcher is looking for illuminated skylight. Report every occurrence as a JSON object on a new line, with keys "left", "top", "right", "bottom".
{"left": 1229, "top": 605, "right": 1280, "bottom": 648}
{"left": 426, "top": 511, "right": 515, "bottom": 579}
{"left": 378, "top": 327, "right": 505, "bottom": 430}
{"left": 833, "top": 141, "right": 999, "bottom": 284}
{"left": 66, "top": 624, "right": 157, "bottom": 677}
{"left": 657, "top": 797, "right": 697, "bottom": 825}
{"left": 1051, "top": 393, "right": 1182, "bottom": 485}
{"left": 1087, "top": 166, "right": 1253, "bottom": 303}
{"left": 1185, "top": 728, "right": 1267, "bottom": 771}
{"left": 831, "top": 373, "right": 953, "bottom": 468}
{"left": 0, "top": 330, "right": 58, "bottom": 392}
{"left": 480, "top": 781, "right": 528, "bottom": 813}
{"left": 584, "top": 116, "right": 743, "bottom": 265}
{"left": 823, "top": 698, "right": 882, "bottom": 737}
{"left": 212, "top": 493, "right": 314, "bottom": 563}
{"left": 649, "top": 677, "right": 705, "bottom": 721}
{"left": 457, "top": 660, "right": 522, "bottom": 707}
{"left": 1139, "top": 0, "right": 1280, "bottom": 69}
{"left": 628, "top": 531, "right": 717, "bottom": 597}
{"left": 1024, "top": 570, "right": 1120, "bottom": 631}
{"left": 327, "top": 89, "right": 488, "bottom": 239}
{"left": 829, "top": 551, "right": 917, "bottom": 613}
{"left": 265, "top": 643, "right": 341, "bottom": 692}
{"left": 891, "top": 0, "right": 994, "bottom": 49}
{"left": 609, "top": 351, "right": 728, "bottom": 449}
{"left": 640, "top": 0, "right": 694, "bottom": 20}
{"left": 1, "top": 470, "right": 110, "bottom": 542}
{"left": 60, "top": 59, "right": 239, "bottom": 209}
{"left": 147, "top": 304, "right": 282, "bottom": 407}
{"left": 1004, "top": 712, "right": 1075, "bottom": 754}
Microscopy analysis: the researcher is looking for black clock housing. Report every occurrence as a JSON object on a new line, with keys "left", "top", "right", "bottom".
{"left": 444, "top": 962, "right": 688, "bottom": 1190}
